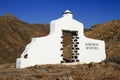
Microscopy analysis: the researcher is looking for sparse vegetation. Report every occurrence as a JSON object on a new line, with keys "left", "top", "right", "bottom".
{"left": 85, "top": 20, "right": 120, "bottom": 64}
{"left": 0, "top": 14, "right": 49, "bottom": 64}
{"left": 0, "top": 14, "right": 120, "bottom": 80}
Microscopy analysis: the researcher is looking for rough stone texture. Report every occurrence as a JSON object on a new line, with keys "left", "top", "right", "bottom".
{"left": 0, "top": 62, "right": 120, "bottom": 80}
{"left": 0, "top": 14, "right": 49, "bottom": 64}
{"left": 0, "top": 14, "right": 120, "bottom": 64}
{"left": 85, "top": 20, "right": 120, "bottom": 64}
{"left": 0, "top": 14, "right": 120, "bottom": 80}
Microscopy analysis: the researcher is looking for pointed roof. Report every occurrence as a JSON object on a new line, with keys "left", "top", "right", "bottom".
{"left": 62, "top": 10, "right": 72, "bottom": 14}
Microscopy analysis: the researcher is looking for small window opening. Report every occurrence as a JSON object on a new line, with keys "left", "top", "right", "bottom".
{"left": 24, "top": 54, "right": 28, "bottom": 59}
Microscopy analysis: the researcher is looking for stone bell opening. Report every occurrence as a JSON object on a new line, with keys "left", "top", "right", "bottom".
{"left": 61, "top": 30, "right": 80, "bottom": 63}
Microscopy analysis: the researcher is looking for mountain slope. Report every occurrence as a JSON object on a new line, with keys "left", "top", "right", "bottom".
{"left": 85, "top": 20, "right": 120, "bottom": 63}
{"left": 0, "top": 14, "right": 120, "bottom": 80}
{"left": 0, "top": 14, "right": 120, "bottom": 64}
{"left": 0, "top": 14, "right": 49, "bottom": 64}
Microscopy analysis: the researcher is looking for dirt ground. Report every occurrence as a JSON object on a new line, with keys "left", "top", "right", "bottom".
{"left": 0, "top": 14, "right": 120, "bottom": 80}
{"left": 0, "top": 62, "right": 120, "bottom": 80}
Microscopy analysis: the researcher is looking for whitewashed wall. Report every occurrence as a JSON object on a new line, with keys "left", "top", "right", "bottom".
{"left": 16, "top": 10, "right": 106, "bottom": 68}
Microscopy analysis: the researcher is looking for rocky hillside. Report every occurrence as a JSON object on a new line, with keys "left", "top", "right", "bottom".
{"left": 0, "top": 14, "right": 49, "bottom": 64}
{"left": 0, "top": 14, "right": 120, "bottom": 80}
{"left": 0, "top": 14, "right": 120, "bottom": 64}
{"left": 0, "top": 62, "right": 120, "bottom": 80}
{"left": 85, "top": 20, "right": 120, "bottom": 64}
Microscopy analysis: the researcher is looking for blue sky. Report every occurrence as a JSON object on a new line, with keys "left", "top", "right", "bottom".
{"left": 0, "top": 0, "right": 120, "bottom": 28}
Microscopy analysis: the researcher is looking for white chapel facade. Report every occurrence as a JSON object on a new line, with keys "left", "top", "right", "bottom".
{"left": 16, "top": 10, "right": 106, "bottom": 68}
